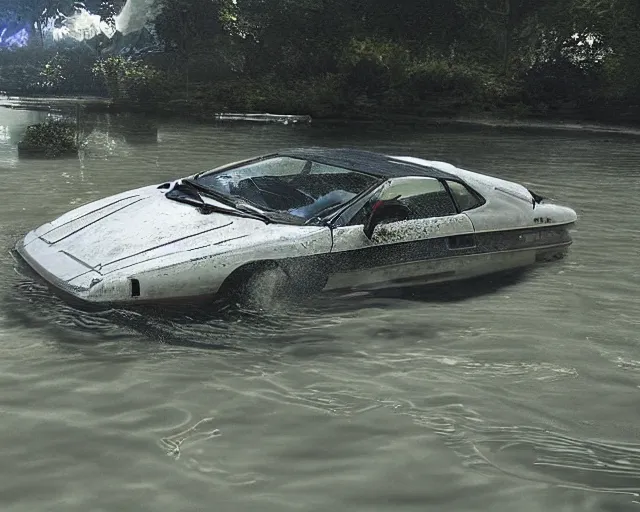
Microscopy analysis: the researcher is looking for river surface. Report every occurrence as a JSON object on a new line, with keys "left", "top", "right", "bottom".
{"left": 1, "top": 106, "right": 639, "bottom": 511}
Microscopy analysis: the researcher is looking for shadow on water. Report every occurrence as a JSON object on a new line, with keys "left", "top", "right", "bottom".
{"left": 4, "top": 259, "right": 533, "bottom": 352}
{"left": 328, "top": 267, "right": 534, "bottom": 305}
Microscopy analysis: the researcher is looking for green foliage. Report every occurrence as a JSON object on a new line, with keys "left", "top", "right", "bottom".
{"left": 2, "top": 0, "right": 640, "bottom": 123}
{"left": 522, "top": 57, "right": 604, "bottom": 111}
{"left": 19, "top": 119, "right": 77, "bottom": 158}
{"left": 0, "top": 63, "right": 42, "bottom": 95}
{"left": 92, "top": 56, "right": 168, "bottom": 104}
{"left": 145, "top": 0, "right": 640, "bottom": 121}
{"left": 39, "top": 53, "right": 67, "bottom": 89}
{"left": 339, "top": 38, "right": 411, "bottom": 93}
{"left": 155, "top": 0, "right": 227, "bottom": 54}
{"left": 0, "top": 45, "right": 106, "bottom": 96}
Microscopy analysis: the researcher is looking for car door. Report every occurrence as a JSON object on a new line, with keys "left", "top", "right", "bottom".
{"left": 323, "top": 176, "right": 476, "bottom": 291}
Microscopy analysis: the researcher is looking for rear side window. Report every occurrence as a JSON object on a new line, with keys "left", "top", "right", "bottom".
{"left": 446, "top": 180, "right": 484, "bottom": 211}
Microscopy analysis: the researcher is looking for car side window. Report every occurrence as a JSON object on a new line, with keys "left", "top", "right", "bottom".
{"left": 380, "top": 177, "right": 457, "bottom": 219}
{"left": 343, "top": 177, "right": 457, "bottom": 226}
{"left": 445, "top": 180, "right": 484, "bottom": 211}
{"left": 347, "top": 194, "right": 379, "bottom": 226}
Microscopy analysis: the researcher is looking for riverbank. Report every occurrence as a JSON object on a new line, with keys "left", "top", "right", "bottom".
{"left": 3, "top": 93, "right": 640, "bottom": 138}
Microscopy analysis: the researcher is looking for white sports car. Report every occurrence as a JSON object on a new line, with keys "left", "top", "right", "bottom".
{"left": 14, "top": 148, "right": 577, "bottom": 306}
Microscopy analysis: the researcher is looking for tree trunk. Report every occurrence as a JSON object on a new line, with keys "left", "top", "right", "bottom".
{"left": 503, "top": 0, "right": 512, "bottom": 75}
{"left": 36, "top": 19, "right": 44, "bottom": 46}
{"left": 484, "top": 0, "right": 514, "bottom": 75}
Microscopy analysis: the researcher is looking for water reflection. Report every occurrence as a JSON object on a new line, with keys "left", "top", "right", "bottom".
{"left": 0, "top": 106, "right": 162, "bottom": 169}
{"left": 0, "top": 125, "right": 9, "bottom": 143}
{"left": 0, "top": 108, "right": 49, "bottom": 167}
{"left": 85, "top": 112, "right": 159, "bottom": 146}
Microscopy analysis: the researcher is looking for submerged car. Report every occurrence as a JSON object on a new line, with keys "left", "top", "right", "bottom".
{"left": 14, "top": 147, "right": 577, "bottom": 306}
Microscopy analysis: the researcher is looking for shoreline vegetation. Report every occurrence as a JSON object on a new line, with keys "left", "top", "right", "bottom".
{"left": 3, "top": 61, "right": 640, "bottom": 134}
{"left": 4, "top": 94, "right": 640, "bottom": 141}
{"left": 1, "top": 1, "right": 640, "bottom": 133}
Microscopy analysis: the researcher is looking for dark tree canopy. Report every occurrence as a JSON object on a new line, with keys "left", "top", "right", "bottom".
{"left": 1, "top": 0, "right": 639, "bottom": 122}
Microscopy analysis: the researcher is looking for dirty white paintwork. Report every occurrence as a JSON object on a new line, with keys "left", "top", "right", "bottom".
{"left": 392, "top": 156, "right": 578, "bottom": 231}
{"left": 324, "top": 248, "right": 539, "bottom": 292}
{"left": 371, "top": 215, "right": 474, "bottom": 245}
{"left": 16, "top": 154, "right": 578, "bottom": 305}
{"left": 18, "top": 184, "right": 331, "bottom": 303}
{"left": 324, "top": 213, "right": 475, "bottom": 291}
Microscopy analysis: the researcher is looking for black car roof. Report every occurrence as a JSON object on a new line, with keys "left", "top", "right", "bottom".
{"left": 275, "top": 147, "right": 457, "bottom": 180}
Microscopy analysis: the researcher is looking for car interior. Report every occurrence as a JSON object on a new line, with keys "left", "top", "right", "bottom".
{"left": 230, "top": 172, "right": 379, "bottom": 216}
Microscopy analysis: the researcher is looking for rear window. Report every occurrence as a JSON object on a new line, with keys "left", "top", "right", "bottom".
{"left": 446, "top": 180, "right": 484, "bottom": 211}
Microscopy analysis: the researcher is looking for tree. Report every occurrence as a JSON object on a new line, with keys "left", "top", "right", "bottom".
{"left": 154, "top": 0, "right": 243, "bottom": 95}
{"left": 232, "top": 0, "right": 356, "bottom": 77}
{"left": 155, "top": 0, "right": 226, "bottom": 54}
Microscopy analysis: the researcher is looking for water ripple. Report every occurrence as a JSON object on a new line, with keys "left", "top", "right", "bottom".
{"left": 1, "top": 114, "right": 640, "bottom": 511}
{"left": 160, "top": 418, "right": 221, "bottom": 460}
{"left": 398, "top": 403, "right": 640, "bottom": 501}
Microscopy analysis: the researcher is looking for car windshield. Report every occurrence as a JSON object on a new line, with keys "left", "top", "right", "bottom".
{"left": 194, "top": 156, "right": 381, "bottom": 221}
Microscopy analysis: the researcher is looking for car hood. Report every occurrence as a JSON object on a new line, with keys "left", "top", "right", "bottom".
{"left": 27, "top": 185, "right": 265, "bottom": 273}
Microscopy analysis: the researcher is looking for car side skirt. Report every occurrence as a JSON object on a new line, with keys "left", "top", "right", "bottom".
{"left": 284, "top": 222, "right": 574, "bottom": 292}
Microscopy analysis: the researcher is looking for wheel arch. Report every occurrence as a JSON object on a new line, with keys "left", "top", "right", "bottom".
{"left": 216, "top": 255, "right": 329, "bottom": 300}
{"left": 216, "top": 259, "right": 285, "bottom": 298}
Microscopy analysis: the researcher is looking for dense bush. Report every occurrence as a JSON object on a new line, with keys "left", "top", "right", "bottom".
{"left": 171, "top": 75, "right": 347, "bottom": 118}
{"left": 0, "top": 46, "right": 105, "bottom": 96}
{"left": 1, "top": 0, "right": 640, "bottom": 125}
{"left": 92, "top": 56, "right": 170, "bottom": 105}
{"left": 521, "top": 58, "right": 604, "bottom": 112}
{"left": 18, "top": 119, "right": 78, "bottom": 158}
{"left": 0, "top": 63, "right": 43, "bottom": 95}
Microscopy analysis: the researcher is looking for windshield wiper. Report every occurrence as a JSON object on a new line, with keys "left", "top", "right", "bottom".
{"left": 182, "top": 178, "right": 237, "bottom": 207}
{"left": 165, "top": 180, "right": 266, "bottom": 222}
{"left": 184, "top": 179, "right": 297, "bottom": 224}
{"left": 169, "top": 179, "right": 306, "bottom": 225}
{"left": 180, "top": 180, "right": 268, "bottom": 221}
{"left": 231, "top": 203, "right": 307, "bottom": 225}
{"left": 199, "top": 202, "right": 267, "bottom": 222}
{"left": 232, "top": 202, "right": 273, "bottom": 224}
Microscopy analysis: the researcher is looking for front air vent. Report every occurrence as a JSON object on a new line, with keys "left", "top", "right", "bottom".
{"left": 130, "top": 278, "right": 141, "bottom": 297}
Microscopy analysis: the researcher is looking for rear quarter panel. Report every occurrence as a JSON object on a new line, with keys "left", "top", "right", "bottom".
{"left": 392, "top": 156, "right": 577, "bottom": 232}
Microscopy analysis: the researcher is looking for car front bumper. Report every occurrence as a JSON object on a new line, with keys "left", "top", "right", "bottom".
{"left": 14, "top": 233, "right": 108, "bottom": 305}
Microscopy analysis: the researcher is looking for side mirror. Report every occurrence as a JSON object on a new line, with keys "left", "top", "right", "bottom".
{"left": 363, "top": 200, "right": 410, "bottom": 239}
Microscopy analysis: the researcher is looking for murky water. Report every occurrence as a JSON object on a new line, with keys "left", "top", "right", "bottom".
{"left": 1, "top": 106, "right": 639, "bottom": 511}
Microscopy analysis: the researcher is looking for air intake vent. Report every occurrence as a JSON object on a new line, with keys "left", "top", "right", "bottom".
{"left": 131, "top": 278, "right": 140, "bottom": 297}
